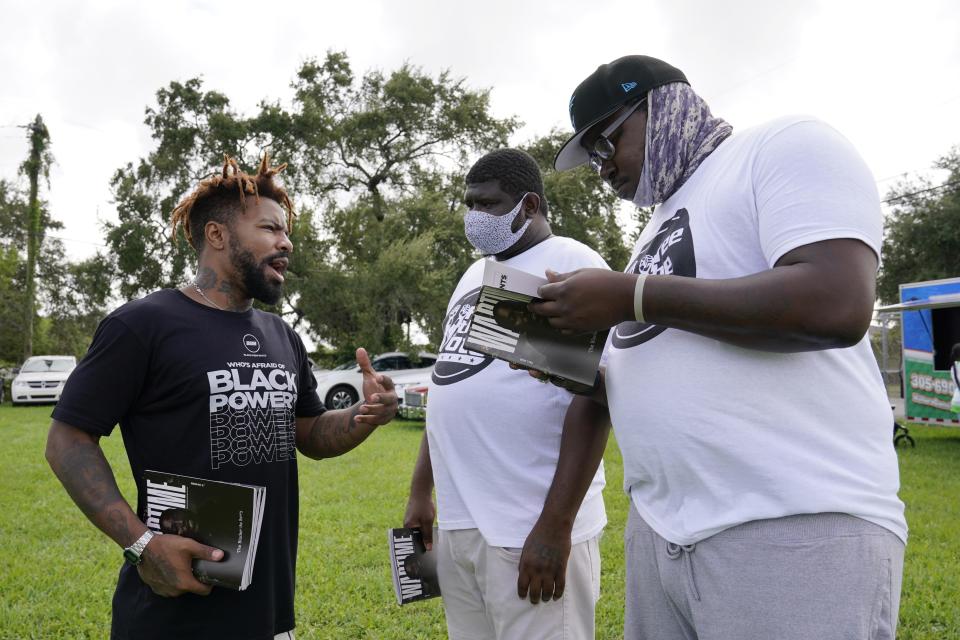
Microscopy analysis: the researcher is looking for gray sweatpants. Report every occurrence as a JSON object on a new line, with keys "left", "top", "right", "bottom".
{"left": 625, "top": 505, "right": 904, "bottom": 640}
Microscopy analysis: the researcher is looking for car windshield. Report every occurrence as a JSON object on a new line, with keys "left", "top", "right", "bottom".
{"left": 21, "top": 359, "right": 74, "bottom": 373}
{"left": 332, "top": 361, "right": 357, "bottom": 371}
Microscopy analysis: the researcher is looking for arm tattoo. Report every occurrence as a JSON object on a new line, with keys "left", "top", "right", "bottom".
{"left": 52, "top": 439, "right": 133, "bottom": 543}
{"left": 106, "top": 508, "right": 132, "bottom": 543}
{"left": 56, "top": 440, "right": 125, "bottom": 519}
{"left": 308, "top": 406, "right": 360, "bottom": 457}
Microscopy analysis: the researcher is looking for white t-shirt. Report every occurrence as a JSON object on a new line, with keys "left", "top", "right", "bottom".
{"left": 427, "top": 235, "right": 608, "bottom": 547}
{"left": 606, "top": 116, "right": 907, "bottom": 545}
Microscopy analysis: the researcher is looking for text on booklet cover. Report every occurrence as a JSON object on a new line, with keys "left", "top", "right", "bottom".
{"left": 464, "top": 261, "right": 607, "bottom": 391}
{"left": 143, "top": 470, "right": 266, "bottom": 591}
{"left": 388, "top": 527, "right": 441, "bottom": 605}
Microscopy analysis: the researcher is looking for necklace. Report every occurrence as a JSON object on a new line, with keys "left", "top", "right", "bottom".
{"left": 193, "top": 281, "right": 224, "bottom": 310}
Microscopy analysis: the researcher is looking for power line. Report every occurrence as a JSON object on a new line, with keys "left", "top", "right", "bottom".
{"left": 882, "top": 180, "right": 960, "bottom": 204}
{"left": 46, "top": 234, "right": 108, "bottom": 248}
{"left": 876, "top": 170, "right": 919, "bottom": 185}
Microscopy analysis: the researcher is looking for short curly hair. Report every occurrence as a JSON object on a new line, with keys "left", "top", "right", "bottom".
{"left": 466, "top": 148, "right": 548, "bottom": 215}
{"left": 170, "top": 153, "right": 295, "bottom": 252}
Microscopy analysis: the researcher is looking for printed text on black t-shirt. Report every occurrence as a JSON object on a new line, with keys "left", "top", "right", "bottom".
{"left": 207, "top": 361, "right": 298, "bottom": 469}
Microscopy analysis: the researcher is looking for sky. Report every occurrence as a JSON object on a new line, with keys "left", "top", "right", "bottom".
{"left": 1, "top": 0, "right": 959, "bottom": 264}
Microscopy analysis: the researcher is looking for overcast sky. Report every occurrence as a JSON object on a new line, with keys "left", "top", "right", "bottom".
{"left": 1, "top": 0, "right": 959, "bottom": 263}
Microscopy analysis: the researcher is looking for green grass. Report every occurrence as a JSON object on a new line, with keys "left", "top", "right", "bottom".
{"left": 0, "top": 405, "right": 956, "bottom": 639}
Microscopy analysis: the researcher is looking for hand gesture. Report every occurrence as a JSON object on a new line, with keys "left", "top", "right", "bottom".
{"left": 530, "top": 268, "right": 637, "bottom": 332}
{"left": 356, "top": 347, "right": 399, "bottom": 426}
{"left": 138, "top": 533, "right": 224, "bottom": 597}
{"left": 517, "top": 519, "right": 571, "bottom": 604}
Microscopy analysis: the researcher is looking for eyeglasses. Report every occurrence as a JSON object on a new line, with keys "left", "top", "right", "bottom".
{"left": 587, "top": 99, "right": 646, "bottom": 172}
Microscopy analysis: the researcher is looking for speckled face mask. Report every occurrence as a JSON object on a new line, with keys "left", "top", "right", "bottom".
{"left": 464, "top": 193, "right": 532, "bottom": 255}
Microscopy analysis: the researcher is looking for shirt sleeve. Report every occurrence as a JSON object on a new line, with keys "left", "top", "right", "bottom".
{"left": 753, "top": 119, "right": 883, "bottom": 268}
{"left": 51, "top": 317, "right": 149, "bottom": 436}
{"left": 292, "top": 330, "right": 325, "bottom": 418}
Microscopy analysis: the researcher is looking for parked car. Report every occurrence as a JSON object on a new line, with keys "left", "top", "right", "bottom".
{"left": 10, "top": 355, "right": 77, "bottom": 406}
{"left": 313, "top": 351, "right": 436, "bottom": 410}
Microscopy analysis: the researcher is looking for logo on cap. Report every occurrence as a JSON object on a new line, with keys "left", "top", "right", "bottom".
{"left": 621, "top": 81, "right": 638, "bottom": 93}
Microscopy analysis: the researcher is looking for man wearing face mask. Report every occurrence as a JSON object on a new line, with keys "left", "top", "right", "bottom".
{"left": 526, "top": 55, "right": 906, "bottom": 639}
{"left": 404, "top": 148, "right": 609, "bottom": 639}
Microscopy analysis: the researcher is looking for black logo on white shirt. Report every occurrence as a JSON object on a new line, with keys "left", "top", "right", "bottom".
{"left": 612, "top": 208, "right": 696, "bottom": 349}
{"left": 432, "top": 287, "right": 493, "bottom": 385}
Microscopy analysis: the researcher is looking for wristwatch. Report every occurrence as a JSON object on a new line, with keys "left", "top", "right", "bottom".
{"left": 123, "top": 530, "right": 155, "bottom": 565}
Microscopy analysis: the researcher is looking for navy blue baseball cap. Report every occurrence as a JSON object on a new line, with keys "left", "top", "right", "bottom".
{"left": 554, "top": 55, "right": 688, "bottom": 171}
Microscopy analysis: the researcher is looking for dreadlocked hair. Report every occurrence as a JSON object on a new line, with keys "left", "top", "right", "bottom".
{"left": 466, "top": 148, "right": 548, "bottom": 216}
{"left": 170, "top": 153, "right": 295, "bottom": 252}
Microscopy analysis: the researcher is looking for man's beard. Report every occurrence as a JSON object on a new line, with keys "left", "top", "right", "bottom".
{"left": 229, "top": 236, "right": 284, "bottom": 306}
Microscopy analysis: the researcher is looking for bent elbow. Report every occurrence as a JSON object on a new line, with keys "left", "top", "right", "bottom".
{"left": 832, "top": 326, "right": 869, "bottom": 349}
{"left": 816, "top": 305, "right": 873, "bottom": 349}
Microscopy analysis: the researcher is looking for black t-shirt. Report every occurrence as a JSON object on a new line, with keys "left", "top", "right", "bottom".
{"left": 53, "top": 289, "right": 325, "bottom": 640}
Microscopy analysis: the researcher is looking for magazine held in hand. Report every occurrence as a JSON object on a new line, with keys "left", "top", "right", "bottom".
{"left": 388, "top": 528, "right": 440, "bottom": 605}
{"left": 465, "top": 260, "right": 608, "bottom": 394}
{"left": 143, "top": 470, "right": 266, "bottom": 591}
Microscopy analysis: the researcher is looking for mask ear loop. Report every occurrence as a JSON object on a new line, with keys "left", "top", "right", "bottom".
{"left": 510, "top": 192, "right": 533, "bottom": 232}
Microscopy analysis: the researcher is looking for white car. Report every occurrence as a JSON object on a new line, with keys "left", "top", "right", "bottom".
{"left": 313, "top": 351, "right": 436, "bottom": 410}
{"left": 10, "top": 355, "right": 77, "bottom": 406}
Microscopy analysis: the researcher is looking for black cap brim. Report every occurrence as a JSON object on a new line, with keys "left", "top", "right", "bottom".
{"left": 553, "top": 104, "right": 622, "bottom": 171}
{"left": 554, "top": 55, "right": 688, "bottom": 171}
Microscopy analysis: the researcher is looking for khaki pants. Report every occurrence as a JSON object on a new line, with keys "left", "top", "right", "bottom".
{"left": 436, "top": 528, "right": 601, "bottom": 640}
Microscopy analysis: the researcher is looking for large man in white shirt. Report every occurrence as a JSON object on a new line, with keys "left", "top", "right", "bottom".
{"left": 404, "top": 148, "right": 609, "bottom": 639}
{"left": 529, "top": 55, "right": 907, "bottom": 640}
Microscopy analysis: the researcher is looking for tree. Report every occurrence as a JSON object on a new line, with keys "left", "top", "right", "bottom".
{"left": 101, "top": 53, "right": 656, "bottom": 355}
{"left": 0, "top": 177, "right": 109, "bottom": 363}
{"left": 103, "top": 52, "right": 516, "bottom": 354}
{"left": 0, "top": 244, "right": 23, "bottom": 362}
{"left": 878, "top": 147, "right": 960, "bottom": 303}
{"left": 20, "top": 115, "right": 54, "bottom": 359}
{"left": 301, "top": 170, "right": 474, "bottom": 350}
{"left": 522, "top": 130, "right": 643, "bottom": 271}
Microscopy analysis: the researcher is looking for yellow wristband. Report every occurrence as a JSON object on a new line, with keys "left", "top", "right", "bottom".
{"left": 633, "top": 274, "right": 648, "bottom": 323}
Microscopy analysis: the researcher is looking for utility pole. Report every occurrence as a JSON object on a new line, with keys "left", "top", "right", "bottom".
{"left": 21, "top": 114, "right": 51, "bottom": 361}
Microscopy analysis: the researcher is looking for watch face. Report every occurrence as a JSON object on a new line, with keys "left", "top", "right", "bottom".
{"left": 123, "top": 548, "right": 143, "bottom": 565}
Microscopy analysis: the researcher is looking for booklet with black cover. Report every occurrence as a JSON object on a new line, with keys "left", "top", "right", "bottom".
{"left": 464, "top": 260, "right": 608, "bottom": 394}
{"left": 388, "top": 527, "right": 440, "bottom": 605}
{"left": 142, "top": 470, "right": 266, "bottom": 591}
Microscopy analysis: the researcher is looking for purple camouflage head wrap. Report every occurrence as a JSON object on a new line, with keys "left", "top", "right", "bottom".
{"left": 632, "top": 83, "right": 733, "bottom": 207}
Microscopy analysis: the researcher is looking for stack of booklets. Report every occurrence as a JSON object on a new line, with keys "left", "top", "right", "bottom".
{"left": 143, "top": 470, "right": 266, "bottom": 591}
{"left": 465, "top": 260, "right": 608, "bottom": 394}
{"left": 388, "top": 527, "right": 440, "bottom": 605}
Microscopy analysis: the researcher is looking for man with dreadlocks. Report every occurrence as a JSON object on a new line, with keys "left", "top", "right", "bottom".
{"left": 45, "top": 155, "right": 399, "bottom": 640}
{"left": 404, "top": 148, "right": 609, "bottom": 639}
{"left": 524, "top": 55, "right": 907, "bottom": 639}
